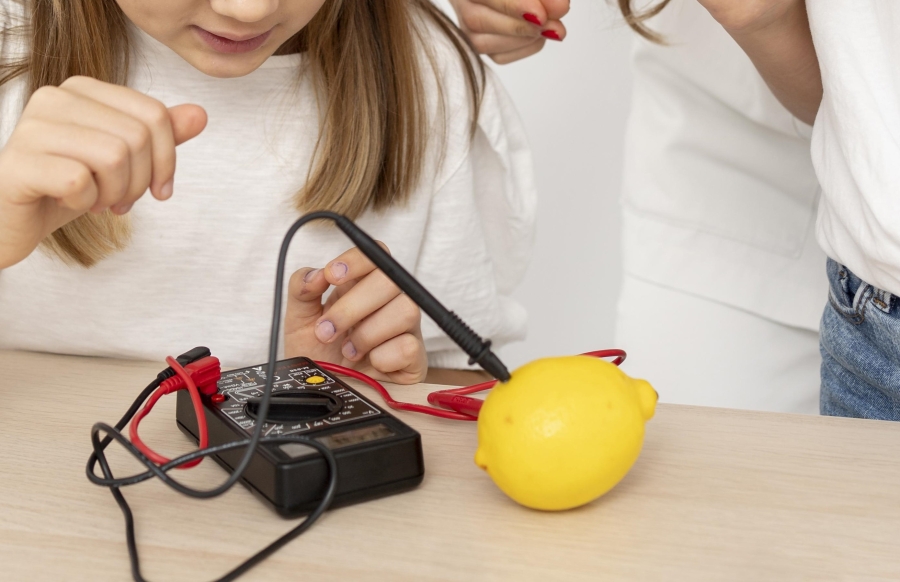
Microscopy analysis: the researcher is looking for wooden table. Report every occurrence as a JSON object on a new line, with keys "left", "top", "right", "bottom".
{"left": 1, "top": 350, "right": 899, "bottom": 581}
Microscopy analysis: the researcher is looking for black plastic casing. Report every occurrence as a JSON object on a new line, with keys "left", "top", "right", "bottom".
{"left": 176, "top": 359, "right": 425, "bottom": 518}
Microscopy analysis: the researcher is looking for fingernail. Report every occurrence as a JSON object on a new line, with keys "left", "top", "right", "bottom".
{"left": 342, "top": 341, "right": 357, "bottom": 359}
{"left": 111, "top": 202, "right": 134, "bottom": 215}
{"left": 523, "top": 13, "right": 542, "bottom": 26}
{"left": 331, "top": 262, "right": 348, "bottom": 281}
{"left": 160, "top": 180, "right": 173, "bottom": 200}
{"left": 315, "top": 320, "right": 336, "bottom": 342}
{"left": 542, "top": 30, "right": 562, "bottom": 41}
{"left": 304, "top": 268, "right": 321, "bottom": 283}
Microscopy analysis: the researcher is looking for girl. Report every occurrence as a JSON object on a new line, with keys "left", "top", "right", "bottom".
{"left": 0, "top": 0, "right": 535, "bottom": 384}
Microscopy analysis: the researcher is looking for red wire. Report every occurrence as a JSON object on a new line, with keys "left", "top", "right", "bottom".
{"left": 316, "top": 362, "right": 477, "bottom": 421}
{"left": 126, "top": 348, "right": 628, "bottom": 467}
{"left": 130, "top": 356, "right": 209, "bottom": 468}
{"left": 318, "top": 349, "right": 627, "bottom": 422}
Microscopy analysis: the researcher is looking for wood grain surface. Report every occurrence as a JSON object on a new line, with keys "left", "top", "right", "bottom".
{"left": 1, "top": 350, "right": 899, "bottom": 581}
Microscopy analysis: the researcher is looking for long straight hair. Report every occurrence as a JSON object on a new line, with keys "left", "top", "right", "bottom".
{"left": 0, "top": 0, "right": 483, "bottom": 267}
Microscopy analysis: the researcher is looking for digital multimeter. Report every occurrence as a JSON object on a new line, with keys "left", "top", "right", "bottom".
{"left": 176, "top": 357, "right": 425, "bottom": 517}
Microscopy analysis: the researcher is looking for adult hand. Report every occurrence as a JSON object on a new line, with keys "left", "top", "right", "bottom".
{"left": 447, "top": 0, "right": 570, "bottom": 64}
{"left": 0, "top": 76, "right": 207, "bottom": 269}
{"left": 284, "top": 243, "right": 428, "bottom": 385}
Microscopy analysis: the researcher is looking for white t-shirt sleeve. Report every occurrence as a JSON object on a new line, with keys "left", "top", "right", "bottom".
{"left": 414, "top": 68, "right": 536, "bottom": 369}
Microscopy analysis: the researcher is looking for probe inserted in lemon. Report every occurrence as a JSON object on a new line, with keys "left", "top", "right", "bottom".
{"left": 475, "top": 355, "right": 657, "bottom": 511}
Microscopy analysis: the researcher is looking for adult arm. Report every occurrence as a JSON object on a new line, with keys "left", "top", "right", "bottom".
{"left": 696, "top": 0, "right": 822, "bottom": 125}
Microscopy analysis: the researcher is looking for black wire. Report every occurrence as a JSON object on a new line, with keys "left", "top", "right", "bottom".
{"left": 85, "top": 211, "right": 342, "bottom": 581}
{"left": 84, "top": 381, "right": 160, "bottom": 581}
{"left": 93, "top": 379, "right": 160, "bottom": 454}
{"left": 85, "top": 211, "right": 511, "bottom": 581}
{"left": 90, "top": 421, "right": 337, "bottom": 582}
{"left": 86, "top": 212, "right": 335, "bottom": 493}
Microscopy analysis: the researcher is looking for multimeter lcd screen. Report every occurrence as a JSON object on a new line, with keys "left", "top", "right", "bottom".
{"left": 317, "top": 423, "right": 396, "bottom": 449}
{"left": 279, "top": 423, "right": 396, "bottom": 458}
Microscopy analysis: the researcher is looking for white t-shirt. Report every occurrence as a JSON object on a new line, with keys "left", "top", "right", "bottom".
{"left": 808, "top": 2, "right": 900, "bottom": 295}
{"left": 0, "top": 3, "right": 536, "bottom": 368}
{"left": 622, "top": 0, "right": 827, "bottom": 330}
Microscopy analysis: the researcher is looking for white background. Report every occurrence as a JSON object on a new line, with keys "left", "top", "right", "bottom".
{"left": 438, "top": 2, "right": 635, "bottom": 368}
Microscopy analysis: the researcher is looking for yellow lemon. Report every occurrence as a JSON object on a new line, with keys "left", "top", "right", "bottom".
{"left": 474, "top": 356, "right": 657, "bottom": 511}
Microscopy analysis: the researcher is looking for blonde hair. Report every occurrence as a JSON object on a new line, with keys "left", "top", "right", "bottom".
{"left": 0, "top": 0, "right": 483, "bottom": 266}
{"left": 617, "top": 0, "right": 670, "bottom": 43}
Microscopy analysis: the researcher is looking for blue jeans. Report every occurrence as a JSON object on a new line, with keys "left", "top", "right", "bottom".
{"left": 820, "top": 259, "right": 900, "bottom": 419}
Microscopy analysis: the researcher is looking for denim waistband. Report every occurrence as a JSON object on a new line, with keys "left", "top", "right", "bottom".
{"left": 829, "top": 258, "right": 895, "bottom": 314}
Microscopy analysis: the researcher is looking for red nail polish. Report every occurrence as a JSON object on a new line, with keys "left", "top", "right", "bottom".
{"left": 541, "top": 30, "right": 561, "bottom": 41}
{"left": 523, "top": 13, "right": 541, "bottom": 26}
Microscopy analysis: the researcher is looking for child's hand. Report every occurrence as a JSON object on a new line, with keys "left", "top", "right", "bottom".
{"left": 0, "top": 76, "right": 207, "bottom": 269}
{"left": 284, "top": 243, "right": 428, "bottom": 385}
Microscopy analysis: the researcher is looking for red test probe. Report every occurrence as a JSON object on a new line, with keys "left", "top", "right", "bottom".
{"left": 426, "top": 349, "right": 627, "bottom": 419}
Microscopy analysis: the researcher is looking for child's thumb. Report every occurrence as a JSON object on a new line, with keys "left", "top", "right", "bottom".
{"left": 168, "top": 104, "right": 208, "bottom": 145}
